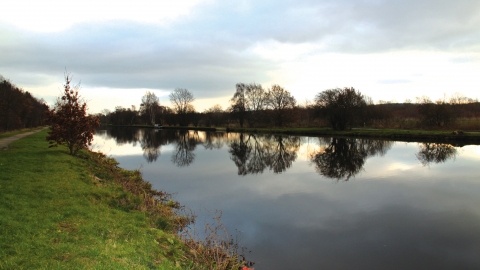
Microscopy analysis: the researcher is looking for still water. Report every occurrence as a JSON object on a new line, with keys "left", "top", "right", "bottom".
{"left": 93, "top": 127, "right": 480, "bottom": 270}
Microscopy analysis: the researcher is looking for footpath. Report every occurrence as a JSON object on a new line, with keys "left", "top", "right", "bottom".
{"left": 0, "top": 127, "right": 48, "bottom": 150}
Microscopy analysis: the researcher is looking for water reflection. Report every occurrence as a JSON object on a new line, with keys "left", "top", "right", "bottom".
{"left": 228, "top": 134, "right": 300, "bottom": 175}
{"left": 99, "top": 128, "right": 463, "bottom": 177}
{"left": 310, "top": 138, "right": 393, "bottom": 181}
{"left": 203, "top": 132, "right": 226, "bottom": 150}
{"left": 416, "top": 143, "right": 457, "bottom": 166}
{"left": 171, "top": 130, "right": 200, "bottom": 167}
{"left": 109, "top": 126, "right": 141, "bottom": 145}
{"left": 140, "top": 128, "right": 162, "bottom": 162}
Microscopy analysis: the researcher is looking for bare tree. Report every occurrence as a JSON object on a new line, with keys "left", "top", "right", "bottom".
{"left": 266, "top": 84, "right": 296, "bottom": 127}
{"left": 230, "top": 83, "right": 267, "bottom": 127}
{"left": 169, "top": 88, "right": 195, "bottom": 126}
{"left": 245, "top": 83, "right": 267, "bottom": 127}
{"left": 230, "top": 83, "right": 248, "bottom": 127}
{"left": 141, "top": 91, "right": 160, "bottom": 125}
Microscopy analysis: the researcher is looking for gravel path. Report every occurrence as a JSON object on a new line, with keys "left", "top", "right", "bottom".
{"left": 0, "top": 128, "right": 48, "bottom": 150}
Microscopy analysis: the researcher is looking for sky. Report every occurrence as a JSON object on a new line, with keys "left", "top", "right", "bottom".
{"left": 1, "top": 0, "right": 480, "bottom": 114}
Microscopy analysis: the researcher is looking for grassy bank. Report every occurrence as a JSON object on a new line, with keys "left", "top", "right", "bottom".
{"left": 0, "top": 130, "right": 245, "bottom": 269}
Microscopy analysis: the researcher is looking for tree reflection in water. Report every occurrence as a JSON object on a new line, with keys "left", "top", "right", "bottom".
{"left": 270, "top": 136, "right": 300, "bottom": 173}
{"left": 140, "top": 129, "right": 179, "bottom": 163}
{"left": 202, "top": 132, "right": 226, "bottom": 150}
{"left": 99, "top": 128, "right": 417, "bottom": 177}
{"left": 171, "top": 130, "right": 201, "bottom": 167}
{"left": 228, "top": 133, "right": 252, "bottom": 175}
{"left": 140, "top": 129, "right": 162, "bottom": 163}
{"left": 228, "top": 134, "right": 300, "bottom": 175}
{"left": 109, "top": 126, "right": 141, "bottom": 146}
{"left": 101, "top": 128, "right": 222, "bottom": 165}
{"left": 416, "top": 143, "right": 457, "bottom": 166}
{"left": 309, "top": 138, "right": 393, "bottom": 181}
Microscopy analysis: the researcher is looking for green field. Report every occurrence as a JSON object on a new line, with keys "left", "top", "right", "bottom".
{"left": 0, "top": 130, "right": 193, "bottom": 269}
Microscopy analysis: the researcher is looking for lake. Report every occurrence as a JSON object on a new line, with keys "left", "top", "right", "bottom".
{"left": 93, "top": 127, "right": 480, "bottom": 270}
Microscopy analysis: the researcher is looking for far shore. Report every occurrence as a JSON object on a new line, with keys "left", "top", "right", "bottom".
{"left": 101, "top": 124, "right": 480, "bottom": 145}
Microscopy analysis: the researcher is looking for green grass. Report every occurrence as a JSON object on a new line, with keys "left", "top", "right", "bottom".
{"left": 0, "top": 127, "right": 45, "bottom": 139}
{"left": 0, "top": 130, "right": 186, "bottom": 269}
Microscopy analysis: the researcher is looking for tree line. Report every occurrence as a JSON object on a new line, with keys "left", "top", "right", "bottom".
{"left": 0, "top": 75, "right": 49, "bottom": 132}
{"left": 3, "top": 73, "right": 480, "bottom": 133}
{"left": 104, "top": 84, "right": 480, "bottom": 131}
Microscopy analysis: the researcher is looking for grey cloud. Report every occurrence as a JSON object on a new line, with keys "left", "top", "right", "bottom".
{"left": 2, "top": 0, "right": 479, "bottom": 99}
{"left": 0, "top": 22, "right": 274, "bottom": 98}
{"left": 193, "top": 0, "right": 480, "bottom": 52}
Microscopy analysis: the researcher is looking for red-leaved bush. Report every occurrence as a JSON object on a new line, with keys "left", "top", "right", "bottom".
{"left": 46, "top": 74, "right": 100, "bottom": 156}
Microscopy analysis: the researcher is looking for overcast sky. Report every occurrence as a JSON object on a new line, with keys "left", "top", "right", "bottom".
{"left": 1, "top": 0, "right": 480, "bottom": 113}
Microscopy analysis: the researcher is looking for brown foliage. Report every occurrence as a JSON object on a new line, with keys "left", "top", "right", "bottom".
{"left": 0, "top": 76, "right": 48, "bottom": 132}
{"left": 46, "top": 75, "right": 100, "bottom": 156}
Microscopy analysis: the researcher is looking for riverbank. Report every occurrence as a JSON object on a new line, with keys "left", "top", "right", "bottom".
{"left": 0, "top": 130, "right": 245, "bottom": 269}
{"left": 224, "top": 127, "right": 480, "bottom": 144}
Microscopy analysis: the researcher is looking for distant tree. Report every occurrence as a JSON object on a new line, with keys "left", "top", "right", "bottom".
{"left": 265, "top": 84, "right": 296, "bottom": 127}
{"left": 169, "top": 88, "right": 195, "bottom": 126}
{"left": 416, "top": 96, "right": 455, "bottom": 127}
{"left": 141, "top": 91, "right": 160, "bottom": 125}
{"left": 230, "top": 83, "right": 248, "bottom": 127}
{"left": 161, "top": 106, "right": 176, "bottom": 126}
{"left": 46, "top": 74, "right": 100, "bottom": 156}
{"left": 314, "top": 87, "right": 366, "bottom": 130}
{"left": 0, "top": 76, "right": 48, "bottom": 131}
{"left": 245, "top": 83, "right": 267, "bottom": 127}
{"left": 154, "top": 105, "right": 170, "bottom": 126}
{"left": 0, "top": 78, "right": 20, "bottom": 131}
{"left": 230, "top": 83, "right": 267, "bottom": 128}
{"left": 204, "top": 104, "right": 224, "bottom": 127}
{"left": 110, "top": 106, "right": 137, "bottom": 125}
{"left": 100, "top": 109, "right": 111, "bottom": 124}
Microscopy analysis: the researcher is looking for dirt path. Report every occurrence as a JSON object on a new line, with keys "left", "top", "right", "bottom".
{"left": 0, "top": 128, "right": 48, "bottom": 150}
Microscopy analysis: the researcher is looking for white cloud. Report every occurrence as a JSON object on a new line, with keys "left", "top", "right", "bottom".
{"left": 271, "top": 51, "right": 480, "bottom": 103}
{"left": 1, "top": 0, "right": 209, "bottom": 32}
